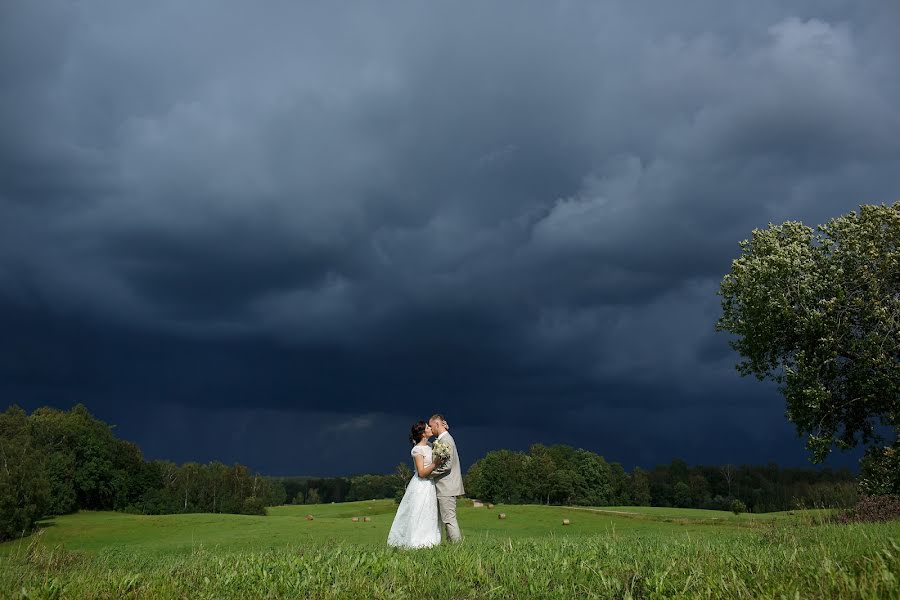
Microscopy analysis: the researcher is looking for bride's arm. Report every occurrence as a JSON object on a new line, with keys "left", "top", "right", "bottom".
{"left": 413, "top": 453, "right": 444, "bottom": 478}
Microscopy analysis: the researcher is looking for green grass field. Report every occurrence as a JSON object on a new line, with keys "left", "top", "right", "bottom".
{"left": 2, "top": 501, "right": 898, "bottom": 599}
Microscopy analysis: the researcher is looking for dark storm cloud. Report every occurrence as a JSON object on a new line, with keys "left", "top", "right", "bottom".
{"left": 2, "top": 0, "right": 898, "bottom": 473}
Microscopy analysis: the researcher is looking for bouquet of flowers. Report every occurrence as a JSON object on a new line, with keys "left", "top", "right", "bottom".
{"left": 432, "top": 440, "right": 452, "bottom": 474}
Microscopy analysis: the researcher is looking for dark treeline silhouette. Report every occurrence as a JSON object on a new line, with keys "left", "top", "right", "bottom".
{"left": 272, "top": 467, "right": 412, "bottom": 506}
{"left": 463, "top": 444, "right": 858, "bottom": 512}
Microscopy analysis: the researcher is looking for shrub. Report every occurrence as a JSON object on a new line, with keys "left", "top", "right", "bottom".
{"left": 858, "top": 445, "right": 900, "bottom": 496}
{"left": 241, "top": 496, "right": 267, "bottom": 516}
{"left": 137, "top": 488, "right": 180, "bottom": 515}
{"left": 840, "top": 495, "right": 900, "bottom": 523}
{"left": 730, "top": 499, "right": 747, "bottom": 515}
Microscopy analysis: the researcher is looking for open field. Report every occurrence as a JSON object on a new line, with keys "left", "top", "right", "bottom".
{"left": 2, "top": 501, "right": 898, "bottom": 599}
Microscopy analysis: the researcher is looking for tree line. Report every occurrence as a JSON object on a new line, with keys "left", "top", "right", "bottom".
{"left": 271, "top": 464, "right": 413, "bottom": 506}
{"left": 0, "top": 402, "right": 870, "bottom": 543}
{"left": 0, "top": 403, "right": 425, "bottom": 541}
{"left": 0, "top": 404, "right": 285, "bottom": 541}
{"left": 463, "top": 444, "right": 858, "bottom": 513}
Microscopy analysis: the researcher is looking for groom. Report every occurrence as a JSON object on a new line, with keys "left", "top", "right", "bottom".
{"left": 429, "top": 413, "right": 464, "bottom": 542}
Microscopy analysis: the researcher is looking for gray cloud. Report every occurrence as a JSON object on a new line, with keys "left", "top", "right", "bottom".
{"left": 2, "top": 0, "right": 898, "bottom": 472}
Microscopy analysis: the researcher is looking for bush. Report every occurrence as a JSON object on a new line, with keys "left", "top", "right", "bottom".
{"left": 730, "top": 499, "right": 747, "bottom": 515}
{"left": 858, "top": 445, "right": 900, "bottom": 496}
{"left": 840, "top": 495, "right": 900, "bottom": 523}
{"left": 137, "top": 488, "right": 180, "bottom": 515}
{"left": 241, "top": 496, "right": 267, "bottom": 516}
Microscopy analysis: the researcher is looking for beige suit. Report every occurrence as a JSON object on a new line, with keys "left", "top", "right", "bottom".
{"left": 433, "top": 431, "right": 464, "bottom": 542}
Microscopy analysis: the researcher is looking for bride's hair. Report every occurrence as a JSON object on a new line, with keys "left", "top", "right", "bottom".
{"left": 409, "top": 420, "right": 428, "bottom": 445}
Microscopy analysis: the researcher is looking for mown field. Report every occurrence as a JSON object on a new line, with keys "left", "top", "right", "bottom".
{"left": 2, "top": 500, "right": 898, "bottom": 599}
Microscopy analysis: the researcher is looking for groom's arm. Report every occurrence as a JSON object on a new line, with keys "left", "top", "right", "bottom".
{"left": 431, "top": 452, "right": 451, "bottom": 477}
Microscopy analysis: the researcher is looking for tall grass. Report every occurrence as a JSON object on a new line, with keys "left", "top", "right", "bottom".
{"left": 4, "top": 521, "right": 898, "bottom": 599}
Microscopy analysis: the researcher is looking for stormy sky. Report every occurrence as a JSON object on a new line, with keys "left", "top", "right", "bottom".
{"left": 2, "top": 1, "right": 898, "bottom": 475}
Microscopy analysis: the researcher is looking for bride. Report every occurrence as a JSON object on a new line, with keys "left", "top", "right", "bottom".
{"left": 387, "top": 420, "right": 445, "bottom": 548}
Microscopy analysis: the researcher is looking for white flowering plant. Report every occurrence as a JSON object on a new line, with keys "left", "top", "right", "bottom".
{"left": 431, "top": 440, "right": 452, "bottom": 474}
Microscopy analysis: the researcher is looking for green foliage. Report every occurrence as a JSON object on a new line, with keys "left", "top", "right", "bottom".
{"left": 629, "top": 468, "right": 652, "bottom": 506}
{"left": 0, "top": 404, "right": 284, "bottom": 537}
{"left": 25, "top": 404, "right": 153, "bottom": 513}
{"left": 269, "top": 476, "right": 351, "bottom": 504}
{"left": 731, "top": 499, "right": 748, "bottom": 515}
{"left": 463, "top": 460, "right": 484, "bottom": 500}
{"left": 858, "top": 444, "right": 900, "bottom": 496}
{"left": 42, "top": 451, "right": 77, "bottom": 515}
{"left": 689, "top": 473, "right": 710, "bottom": 507}
{"left": 345, "top": 474, "right": 400, "bottom": 502}
{"left": 674, "top": 482, "right": 692, "bottom": 508}
{"left": 609, "top": 462, "right": 631, "bottom": 505}
{"left": 393, "top": 462, "right": 412, "bottom": 504}
{"left": 574, "top": 448, "right": 613, "bottom": 505}
{"left": 0, "top": 406, "right": 50, "bottom": 541}
{"left": 304, "top": 488, "right": 321, "bottom": 504}
{"left": 470, "top": 449, "right": 529, "bottom": 504}
{"left": 143, "top": 461, "right": 271, "bottom": 514}
{"left": 718, "top": 203, "right": 900, "bottom": 463}
{"left": 254, "top": 477, "right": 287, "bottom": 508}
{"left": 241, "top": 496, "right": 267, "bottom": 516}
{"left": 468, "top": 446, "right": 856, "bottom": 512}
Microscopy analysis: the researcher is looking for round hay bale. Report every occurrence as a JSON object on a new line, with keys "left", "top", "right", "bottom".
{"left": 562, "top": 519, "right": 570, "bottom": 526}
{"left": 351, "top": 517, "right": 359, "bottom": 522}
{"left": 305, "top": 515, "right": 314, "bottom": 521}
{"left": 498, "top": 513, "right": 506, "bottom": 520}
{"left": 487, "top": 503, "right": 494, "bottom": 509}
{"left": 363, "top": 516, "right": 371, "bottom": 522}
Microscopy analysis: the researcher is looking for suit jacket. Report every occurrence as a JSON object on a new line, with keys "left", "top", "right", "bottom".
{"left": 433, "top": 431, "right": 465, "bottom": 498}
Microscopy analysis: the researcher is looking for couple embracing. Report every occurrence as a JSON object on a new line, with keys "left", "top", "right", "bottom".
{"left": 387, "top": 414, "right": 464, "bottom": 549}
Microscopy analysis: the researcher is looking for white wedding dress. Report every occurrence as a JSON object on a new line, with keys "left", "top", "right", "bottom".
{"left": 387, "top": 444, "right": 441, "bottom": 549}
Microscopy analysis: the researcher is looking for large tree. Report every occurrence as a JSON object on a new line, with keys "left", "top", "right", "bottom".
{"left": 0, "top": 406, "right": 50, "bottom": 540}
{"left": 717, "top": 202, "right": 899, "bottom": 465}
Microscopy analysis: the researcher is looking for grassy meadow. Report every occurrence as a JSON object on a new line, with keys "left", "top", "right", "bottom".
{"left": 2, "top": 500, "right": 898, "bottom": 599}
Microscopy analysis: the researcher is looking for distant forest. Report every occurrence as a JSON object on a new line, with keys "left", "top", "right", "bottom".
{"left": 275, "top": 446, "right": 857, "bottom": 515}
{"left": 2, "top": 404, "right": 857, "bottom": 541}
{"left": 463, "top": 446, "right": 857, "bottom": 513}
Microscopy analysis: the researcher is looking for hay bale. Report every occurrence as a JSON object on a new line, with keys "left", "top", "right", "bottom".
{"left": 305, "top": 515, "right": 314, "bottom": 521}
{"left": 498, "top": 513, "right": 506, "bottom": 520}
{"left": 351, "top": 517, "right": 359, "bottom": 522}
{"left": 363, "top": 517, "right": 371, "bottom": 522}
{"left": 562, "top": 519, "right": 570, "bottom": 526}
{"left": 472, "top": 501, "right": 484, "bottom": 508}
{"left": 486, "top": 503, "right": 494, "bottom": 509}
